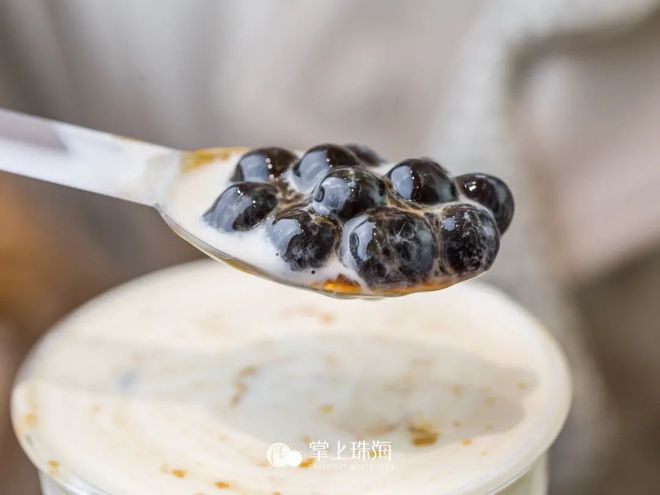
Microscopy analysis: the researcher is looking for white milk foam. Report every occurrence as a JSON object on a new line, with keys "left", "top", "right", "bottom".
{"left": 12, "top": 261, "right": 570, "bottom": 495}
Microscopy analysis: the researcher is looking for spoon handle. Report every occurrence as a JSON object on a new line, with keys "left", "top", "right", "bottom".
{"left": 0, "top": 108, "right": 177, "bottom": 205}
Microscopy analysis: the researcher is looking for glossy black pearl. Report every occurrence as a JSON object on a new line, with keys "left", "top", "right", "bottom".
{"left": 312, "top": 168, "right": 386, "bottom": 222}
{"left": 203, "top": 182, "right": 278, "bottom": 232}
{"left": 437, "top": 204, "right": 499, "bottom": 275}
{"left": 268, "top": 207, "right": 338, "bottom": 270}
{"left": 341, "top": 207, "right": 436, "bottom": 287}
{"left": 231, "top": 147, "right": 297, "bottom": 182}
{"left": 387, "top": 158, "right": 457, "bottom": 205}
{"left": 455, "top": 173, "right": 514, "bottom": 233}
{"left": 291, "top": 144, "right": 358, "bottom": 191}
{"left": 344, "top": 144, "right": 384, "bottom": 166}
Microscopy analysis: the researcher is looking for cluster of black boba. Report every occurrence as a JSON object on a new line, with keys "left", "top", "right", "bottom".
{"left": 203, "top": 144, "right": 514, "bottom": 289}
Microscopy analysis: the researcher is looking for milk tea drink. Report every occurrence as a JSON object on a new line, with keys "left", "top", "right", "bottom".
{"left": 12, "top": 261, "right": 570, "bottom": 495}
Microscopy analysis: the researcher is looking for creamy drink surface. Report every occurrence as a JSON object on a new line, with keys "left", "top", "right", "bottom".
{"left": 12, "top": 261, "right": 570, "bottom": 495}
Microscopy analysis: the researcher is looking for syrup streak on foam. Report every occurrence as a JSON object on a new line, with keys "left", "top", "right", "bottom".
{"left": 164, "top": 150, "right": 481, "bottom": 297}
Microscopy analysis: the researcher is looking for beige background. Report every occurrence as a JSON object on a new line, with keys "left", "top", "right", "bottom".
{"left": 1, "top": 1, "right": 660, "bottom": 494}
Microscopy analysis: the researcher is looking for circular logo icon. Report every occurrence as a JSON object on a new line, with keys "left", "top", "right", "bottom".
{"left": 266, "top": 442, "right": 303, "bottom": 467}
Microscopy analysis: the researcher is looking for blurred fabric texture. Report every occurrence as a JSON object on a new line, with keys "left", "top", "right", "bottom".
{"left": 1, "top": 1, "right": 660, "bottom": 494}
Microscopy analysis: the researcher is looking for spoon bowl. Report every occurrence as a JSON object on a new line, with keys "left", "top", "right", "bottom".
{"left": 0, "top": 109, "right": 502, "bottom": 298}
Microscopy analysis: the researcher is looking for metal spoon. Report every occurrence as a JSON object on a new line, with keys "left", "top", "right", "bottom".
{"left": 0, "top": 109, "right": 397, "bottom": 297}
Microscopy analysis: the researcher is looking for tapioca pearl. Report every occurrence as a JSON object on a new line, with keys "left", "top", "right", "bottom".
{"left": 437, "top": 204, "right": 500, "bottom": 275}
{"left": 455, "top": 173, "right": 514, "bottom": 233}
{"left": 341, "top": 207, "right": 436, "bottom": 288}
{"left": 312, "top": 168, "right": 386, "bottom": 222}
{"left": 231, "top": 147, "right": 297, "bottom": 183}
{"left": 291, "top": 144, "right": 358, "bottom": 192}
{"left": 268, "top": 207, "right": 339, "bottom": 270}
{"left": 203, "top": 182, "right": 278, "bottom": 232}
{"left": 344, "top": 144, "right": 385, "bottom": 166}
{"left": 388, "top": 159, "right": 457, "bottom": 205}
